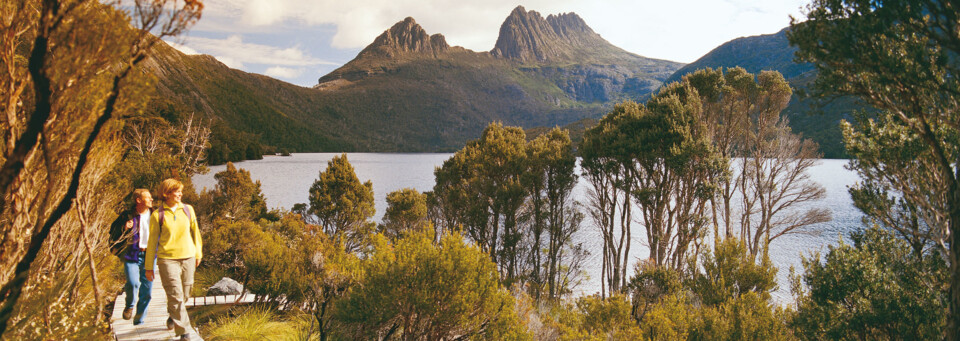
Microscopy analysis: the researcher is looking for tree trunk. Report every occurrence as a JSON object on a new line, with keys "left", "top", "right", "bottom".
{"left": 949, "top": 179, "right": 960, "bottom": 341}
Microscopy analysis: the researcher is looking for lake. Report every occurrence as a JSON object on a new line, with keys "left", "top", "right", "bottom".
{"left": 194, "top": 153, "right": 863, "bottom": 303}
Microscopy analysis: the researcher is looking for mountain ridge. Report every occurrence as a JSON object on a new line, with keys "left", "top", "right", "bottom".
{"left": 146, "top": 6, "right": 689, "bottom": 162}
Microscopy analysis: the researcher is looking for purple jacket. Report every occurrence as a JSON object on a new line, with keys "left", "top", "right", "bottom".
{"left": 109, "top": 209, "right": 152, "bottom": 262}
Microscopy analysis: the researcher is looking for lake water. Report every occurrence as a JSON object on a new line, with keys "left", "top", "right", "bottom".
{"left": 194, "top": 153, "right": 863, "bottom": 303}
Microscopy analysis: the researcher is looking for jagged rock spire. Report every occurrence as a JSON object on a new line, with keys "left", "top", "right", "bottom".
{"left": 491, "top": 6, "right": 607, "bottom": 63}
{"left": 359, "top": 17, "right": 449, "bottom": 58}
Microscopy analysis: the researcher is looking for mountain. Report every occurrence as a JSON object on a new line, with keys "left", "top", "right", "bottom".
{"left": 141, "top": 6, "right": 686, "bottom": 161}
{"left": 664, "top": 28, "right": 858, "bottom": 158}
{"left": 665, "top": 28, "right": 811, "bottom": 84}
{"left": 321, "top": 6, "right": 682, "bottom": 104}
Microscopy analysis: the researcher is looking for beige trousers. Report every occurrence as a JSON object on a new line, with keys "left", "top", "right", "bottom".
{"left": 157, "top": 257, "right": 195, "bottom": 336}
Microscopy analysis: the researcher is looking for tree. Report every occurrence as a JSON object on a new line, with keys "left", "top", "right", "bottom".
{"left": 524, "top": 128, "right": 586, "bottom": 300}
{"left": 684, "top": 68, "right": 830, "bottom": 255}
{"left": 380, "top": 188, "right": 428, "bottom": 240}
{"left": 210, "top": 162, "right": 267, "bottom": 221}
{"left": 791, "top": 227, "right": 947, "bottom": 339}
{"left": 634, "top": 83, "right": 726, "bottom": 269}
{"left": 0, "top": 0, "right": 202, "bottom": 336}
{"left": 580, "top": 102, "right": 641, "bottom": 296}
{"left": 333, "top": 231, "right": 530, "bottom": 341}
{"left": 308, "top": 154, "right": 375, "bottom": 252}
{"left": 110, "top": 112, "right": 211, "bottom": 199}
{"left": 788, "top": 0, "right": 960, "bottom": 336}
{"left": 433, "top": 122, "right": 529, "bottom": 284}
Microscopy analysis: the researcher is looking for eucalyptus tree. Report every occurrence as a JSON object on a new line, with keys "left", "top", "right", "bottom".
{"left": 631, "top": 84, "right": 726, "bottom": 269}
{"left": 789, "top": 0, "right": 960, "bottom": 336}
{"left": 582, "top": 91, "right": 725, "bottom": 292}
{"left": 580, "top": 103, "right": 640, "bottom": 295}
{"left": 524, "top": 128, "right": 585, "bottom": 300}
{"left": 683, "top": 67, "right": 829, "bottom": 256}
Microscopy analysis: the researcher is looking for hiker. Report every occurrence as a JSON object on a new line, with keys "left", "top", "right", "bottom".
{"left": 144, "top": 178, "right": 202, "bottom": 341}
{"left": 109, "top": 189, "right": 155, "bottom": 325}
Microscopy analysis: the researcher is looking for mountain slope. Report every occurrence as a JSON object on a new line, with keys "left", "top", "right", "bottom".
{"left": 664, "top": 28, "right": 857, "bottom": 158}
{"left": 322, "top": 7, "right": 683, "bottom": 104}
{"left": 146, "top": 7, "right": 685, "bottom": 159}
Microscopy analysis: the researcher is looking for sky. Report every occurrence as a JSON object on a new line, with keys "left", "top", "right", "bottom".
{"left": 165, "top": 0, "right": 811, "bottom": 87}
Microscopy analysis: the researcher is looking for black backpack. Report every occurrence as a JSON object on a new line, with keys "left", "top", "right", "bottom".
{"left": 108, "top": 210, "right": 134, "bottom": 257}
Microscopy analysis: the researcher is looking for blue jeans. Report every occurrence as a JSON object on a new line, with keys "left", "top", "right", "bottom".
{"left": 123, "top": 251, "right": 156, "bottom": 324}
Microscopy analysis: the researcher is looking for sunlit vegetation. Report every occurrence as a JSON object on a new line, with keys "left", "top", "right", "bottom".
{"left": 1, "top": 0, "right": 957, "bottom": 340}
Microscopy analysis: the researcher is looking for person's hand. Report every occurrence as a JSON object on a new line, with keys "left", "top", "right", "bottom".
{"left": 196, "top": 258, "right": 201, "bottom": 267}
{"left": 145, "top": 270, "right": 154, "bottom": 282}
{"left": 125, "top": 220, "right": 133, "bottom": 229}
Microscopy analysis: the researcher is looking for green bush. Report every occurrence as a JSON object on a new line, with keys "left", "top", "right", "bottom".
{"left": 333, "top": 231, "right": 530, "bottom": 340}
{"left": 791, "top": 227, "right": 947, "bottom": 340}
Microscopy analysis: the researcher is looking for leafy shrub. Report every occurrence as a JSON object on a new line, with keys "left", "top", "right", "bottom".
{"left": 791, "top": 227, "right": 947, "bottom": 340}
{"left": 333, "top": 231, "right": 530, "bottom": 340}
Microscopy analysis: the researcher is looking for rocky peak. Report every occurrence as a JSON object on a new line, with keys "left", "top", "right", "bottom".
{"left": 491, "top": 6, "right": 607, "bottom": 63}
{"left": 359, "top": 17, "right": 449, "bottom": 58}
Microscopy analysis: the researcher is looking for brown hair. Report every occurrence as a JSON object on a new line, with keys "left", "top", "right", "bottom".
{"left": 133, "top": 188, "right": 150, "bottom": 205}
{"left": 157, "top": 178, "right": 184, "bottom": 202}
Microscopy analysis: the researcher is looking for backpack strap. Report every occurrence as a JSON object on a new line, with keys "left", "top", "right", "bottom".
{"left": 155, "top": 202, "right": 164, "bottom": 260}
{"left": 184, "top": 204, "right": 197, "bottom": 245}
{"left": 157, "top": 203, "right": 198, "bottom": 247}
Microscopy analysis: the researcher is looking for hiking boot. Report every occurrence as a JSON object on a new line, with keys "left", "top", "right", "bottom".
{"left": 122, "top": 308, "right": 133, "bottom": 320}
{"left": 166, "top": 317, "right": 174, "bottom": 330}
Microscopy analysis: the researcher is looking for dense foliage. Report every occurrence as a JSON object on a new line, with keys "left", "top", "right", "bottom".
{"left": 334, "top": 231, "right": 529, "bottom": 340}
{"left": 789, "top": 0, "right": 960, "bottom": 337}
{"left": 792, "top": 227, "right": 948, "bottom": 339}
{"left": 433, "top": 124, "right": 587, "bottom": 299}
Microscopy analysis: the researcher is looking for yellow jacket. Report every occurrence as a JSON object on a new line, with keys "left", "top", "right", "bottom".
{"left": 145, "top": 203, "right": 202, "bottom": 270}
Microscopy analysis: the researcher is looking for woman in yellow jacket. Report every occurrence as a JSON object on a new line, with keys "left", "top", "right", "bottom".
{"left": 145, "top": 178, "right": 202, "bottom": 341}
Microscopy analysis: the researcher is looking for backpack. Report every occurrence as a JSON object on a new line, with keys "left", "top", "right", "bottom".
{"left": 109, "top": 210, "right": 133, "bottom": 257}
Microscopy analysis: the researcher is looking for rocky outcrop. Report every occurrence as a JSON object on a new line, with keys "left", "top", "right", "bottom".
{"left": 358, "top": 17, "right": 449, "bottom": 59}
{"left": 487, "top": 6, "right": 682, "bottom": 102}
{"left": 490, "top": 6, "right": 607, "bottom": 63}
{"left": 534, "top": 65, "right": 664, "bottom": 102}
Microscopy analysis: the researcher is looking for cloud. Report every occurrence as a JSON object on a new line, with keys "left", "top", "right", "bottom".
{"left": 213, "top": 55, "right": 244, "bottom": 69}
{"left": 264, "top": 66, "right": 302, "bottom": 78}
{"left": 197, "top": 0, "right": 808, "bottom": 62}
{"left": 165, "top": 41, "right": 200, "bottom": 55}
{"left": 181, "top": 34, "right": 338, "bottom": 67}
{"left": 242, "top": 0, "right": 285, "bottom": 26}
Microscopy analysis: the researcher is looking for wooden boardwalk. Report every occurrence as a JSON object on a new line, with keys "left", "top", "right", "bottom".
{"left": 111, "top": 284, "right": 257, "bottom": 340}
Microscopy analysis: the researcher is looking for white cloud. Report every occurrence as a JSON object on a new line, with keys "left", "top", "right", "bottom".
{"left": 182, "top": 34, "right": 338, "bottom": 67}
{"left": 242, "top": 0, "right": 285, "bottom": 26}
{"left": 264, "top": 66, "right": 302, "bottom": 78}
{"left": 197, "top": 0, "right": 808, "bottom": 62}
{"left": 165, "top": 41, "right": 200, "bottom": 55}
{"left": 213, "top": 55, "right": 245, "bottom": 69}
